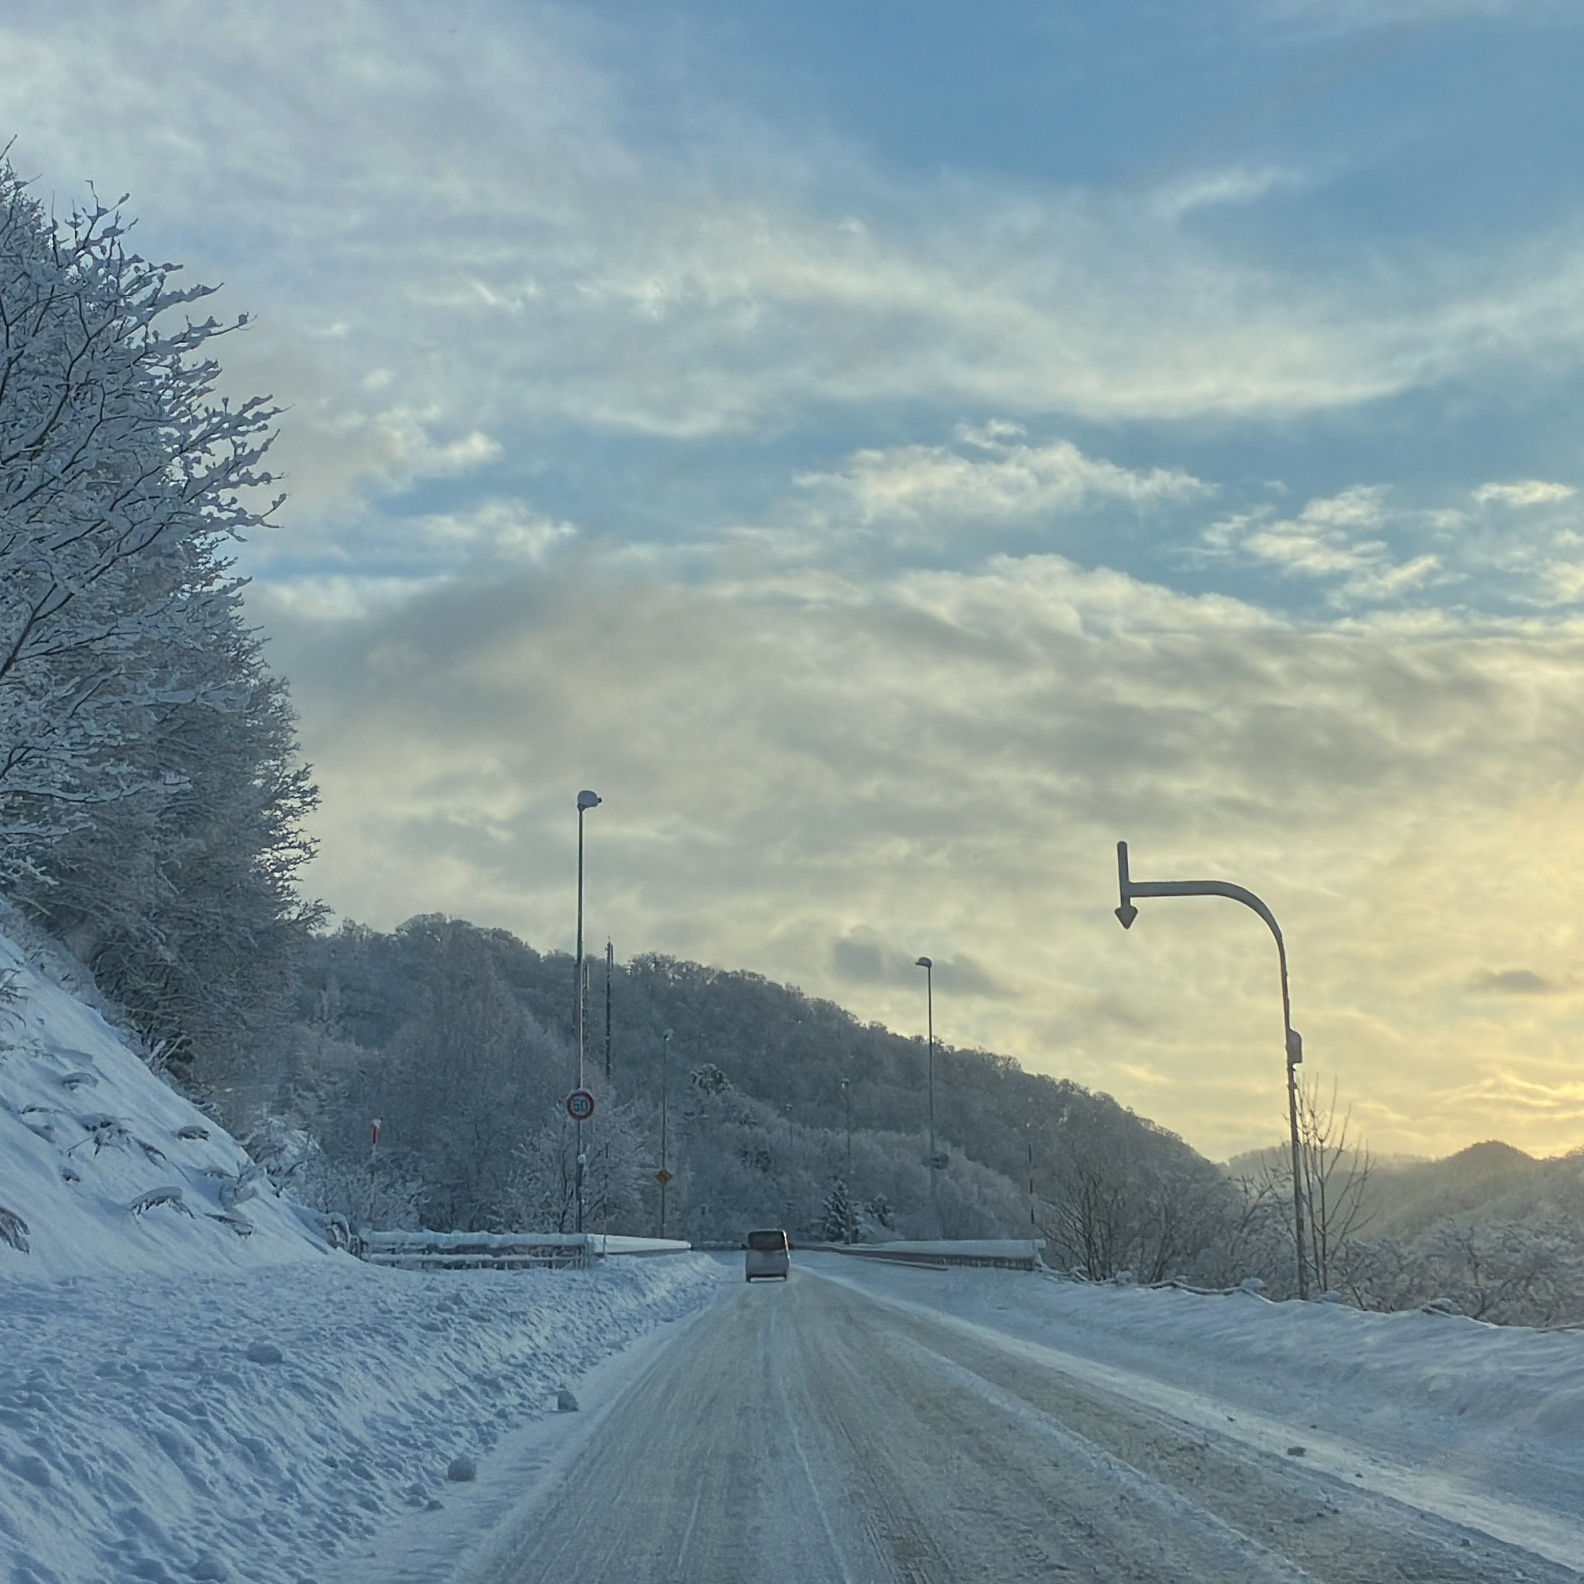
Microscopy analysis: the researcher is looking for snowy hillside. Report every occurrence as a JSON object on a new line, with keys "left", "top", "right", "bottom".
{"left": 0, "top": 912, "right": 725, "bottom": 1584}
{"left": 0, "top": 918, "right": 323, "bottom": 1279}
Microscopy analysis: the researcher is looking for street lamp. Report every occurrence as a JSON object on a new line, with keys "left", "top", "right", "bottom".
{"left": 915, "top": 956, "right": 936, "bottom": 1196}
{"left": 1114, "top": 840, "right": 1310, "bottom": 1298}
{"left": 659, "top": 1028, "right": 672, "bottom": 1238}
{"left": 572, "top": 789, "right": 601, "bottom": 1235}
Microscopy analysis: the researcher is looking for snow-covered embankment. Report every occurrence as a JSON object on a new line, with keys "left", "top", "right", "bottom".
{"left": 0, "top": 923, "right": 720, "bottom": 1584}
{"left": 808, "top": 1252, "right": 1584, "bottom": 1558}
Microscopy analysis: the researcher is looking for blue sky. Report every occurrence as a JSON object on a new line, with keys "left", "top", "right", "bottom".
{"left": 5, "top": 0, "right": 1584, "bottom": 1159}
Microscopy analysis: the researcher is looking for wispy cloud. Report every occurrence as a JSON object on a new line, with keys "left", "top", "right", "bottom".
{"left": 1150, "top": 164, "right": 1310, "bottom": 223}
{"left": 1473, "top": 480, "right": 1577, "bottom": 508}
{"left": 6, "top": 0, "right": 1584, "bottom": 525}
{"left": 792, "top": 429, "right": 1209, "bottom": 548}
{"left": 1204, "top": 488, "right": 1446, "bottom": 606}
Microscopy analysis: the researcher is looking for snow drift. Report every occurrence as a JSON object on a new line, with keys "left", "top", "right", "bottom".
{"left": 0, "top": 918, "right": 322, "bottom": 1279}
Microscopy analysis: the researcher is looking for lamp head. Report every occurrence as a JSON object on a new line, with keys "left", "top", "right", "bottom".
{"left": 577, "top": 789, "right": 602, "bottom": 811}
{"left": 915, "top": 955, "right": 932, "bottom": 970}
{"left": 1114, "top": 840, "right": 1137, "bottom": 928}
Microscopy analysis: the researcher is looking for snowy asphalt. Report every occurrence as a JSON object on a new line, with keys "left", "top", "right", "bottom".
{"left": 469, "top": 1260, "right": 1581, "bottom": 1584}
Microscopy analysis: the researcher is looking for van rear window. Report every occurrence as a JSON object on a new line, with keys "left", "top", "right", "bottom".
{"left": 747, "top": 1230, "right": 787, "bottom": 1252}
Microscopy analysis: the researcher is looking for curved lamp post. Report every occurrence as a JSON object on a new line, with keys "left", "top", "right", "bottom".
{"left": 915, "top": 956, "right": 936, "bottom": 1197}
{"left": 572, "top": 790, "right": 601, "bottom": 1234}
{"left": 1114, "top": 841, "right": 1310, "bottom": 1298}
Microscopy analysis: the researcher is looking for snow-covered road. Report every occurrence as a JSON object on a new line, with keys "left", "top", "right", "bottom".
{"left": 473, "top": 1259, "right": 1583, "bottom": 1584}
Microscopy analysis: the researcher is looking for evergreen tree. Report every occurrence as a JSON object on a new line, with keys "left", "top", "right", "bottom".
{"left": 822, "top": 1177, "right": 857, "bottom": 1244}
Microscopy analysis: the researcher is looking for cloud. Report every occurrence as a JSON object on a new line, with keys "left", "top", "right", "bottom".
{"left": 1150, "top": 165, "right": 1309, "bottom": 223}
{"left": 1474, "top": 480, "right": 1578, "bottom": 508}
{"left": 7, "top": 0, "right": 1584, "bottom": 521}
{"left": 1247, "top": 0, "right": 1558, "bottom": 35}
{"left": 831, "top": 930, "right": 1012, "bottom": 1000}
{"left": 1205, "top": 487, "right": 1445, "bottom": 605}
{"left": 792, "top": 430, "right": 1209, "bottom": 547}
{"left": 1467, "top": 968, "right": 1561, "bottom": 995}
{"left": 253, "top": 541, "right": 1584, "bottom": 1161}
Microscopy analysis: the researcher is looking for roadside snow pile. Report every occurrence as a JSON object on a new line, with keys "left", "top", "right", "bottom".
{"left": 0, "top": 917, "right": 724, "bottom": 1583}
{"left": 810, "top": 1254, "right": 1584, "bottom": 1528}
{"left": 0, "top": 921, "right": 322, "bottom": 1277}
{"left": 0, "top": 1252, "right": 720, "bottom": 1584}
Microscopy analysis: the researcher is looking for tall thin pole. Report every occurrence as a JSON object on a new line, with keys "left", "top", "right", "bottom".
{"left": 916, "top": 956, "right": 936, "bottom": 1198}
{"left": 842, "top": 1079, "right": 852, "bottom": 1181}
{"left": 572, "top": 791, "right": 601, "bottom": 1238}
{"left": 659, "top": 1028, "right": 672, "bottom": 1238}
{"left": 842, "top": 1079, "right": 854, "bottom": 1243}
{"left": 604, "top": 939, "right": 614, "bottom": 1082}
{"left": 1026, "top": 1124, "right": 1036, "bottom": 1227}
{"left": 574, "top": 807, "right": 585, "bottom": 1234}
{"left": 574, "top": 806, "right": 586, "bottom": 1078}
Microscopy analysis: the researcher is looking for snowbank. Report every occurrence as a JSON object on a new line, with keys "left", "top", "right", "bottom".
{"left": 0, "top": 923, "right": 322, "bottom": 1278}
{"left": 0, "top": 1254, "right": 721, "bottom": 1584}
{"left": 807, "top": 1255, "right": 1584, "bottom": 1538}
{"left": 0, "top": 919, "right": 725, "bottom": 1583}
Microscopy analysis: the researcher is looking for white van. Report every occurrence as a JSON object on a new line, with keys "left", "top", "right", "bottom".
{"left": 744, "top": 1228, "right": 791, "bottom": 1281}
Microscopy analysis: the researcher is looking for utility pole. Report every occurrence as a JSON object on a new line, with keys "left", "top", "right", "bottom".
{"left": 1026, "top": 1123, "right": 1036, "bottom": 1228}
{"left": 604, "top": 939, "right": 614, "bottom": 1081}
{"left": 841, "top": 1079, "right": 852, "bottom": 1182}
{"left": 915, "top": 956, "right": 936, "bottom": 1200}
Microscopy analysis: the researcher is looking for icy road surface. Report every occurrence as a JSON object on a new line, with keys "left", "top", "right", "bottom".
{"left": 472, "top": 1260, "right": 1582, "bottom": 1584}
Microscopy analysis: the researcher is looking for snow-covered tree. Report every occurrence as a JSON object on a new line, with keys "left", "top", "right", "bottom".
{"left": 362, "top": 919, "right": 567, "bottom": 1228}
{"left": 821, "top": 1177, "right": 857, "bottom": 1243}
{"left": 0, "top": 159, "right": 319, "bottom": 1085}
{"left": 0, "top": 162, "right": 281, "bottom": 859}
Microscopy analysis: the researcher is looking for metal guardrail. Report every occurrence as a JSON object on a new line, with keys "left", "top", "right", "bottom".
{"left": 811, "top": 1238, "right": 1045, "bottom": 1272}
{"left": 357, "top": 1230, "right": 693, "bottom": 1270}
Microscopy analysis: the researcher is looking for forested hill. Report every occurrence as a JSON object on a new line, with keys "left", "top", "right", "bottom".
{"left": 274, "top": 914, "right": 1231, "bottom": 1263}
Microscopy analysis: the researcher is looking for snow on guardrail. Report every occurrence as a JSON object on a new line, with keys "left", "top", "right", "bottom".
{"left": 812, "top": 1238, "right": 1045, "bottom": 1271}
{"left": 359, "top": 1229, "right": 693, "bottom": 1269}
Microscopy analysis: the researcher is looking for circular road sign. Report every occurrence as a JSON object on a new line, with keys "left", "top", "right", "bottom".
{"left": 565, "top": 1088, "right": 596, "bottom": 1122}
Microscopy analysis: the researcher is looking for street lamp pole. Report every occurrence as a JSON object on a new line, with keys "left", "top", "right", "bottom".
{"left": 915, "top": 956, "right": 936, "bottom": 1198}
{"left": 659, "top": 1028, "right": 672, "bottom": 1238}
{"left": 573, "top": 790, "right": 601, "bottom": 1236}
{"left": 1113, "top": 840, "right": 1310, "bottom": 1298}
{"left": 841, "top": 1078, "right": 852, "bottom": 1183}
{"left": 1026, "top": 1120, "right": 1036, "bottom": 1228}
{"left": 604, "top": 939, "right": 614, "bottom": 1082}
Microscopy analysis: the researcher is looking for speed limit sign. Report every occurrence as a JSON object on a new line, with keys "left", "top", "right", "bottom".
{"left": 565, "top": 1088, "right": 596, "bottom": 1122}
